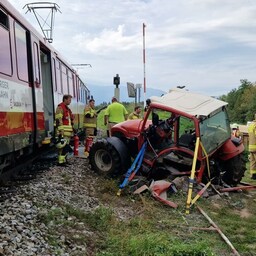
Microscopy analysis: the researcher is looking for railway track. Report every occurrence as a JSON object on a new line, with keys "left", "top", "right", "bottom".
{"left": 0, "top": 148, "right": 58, "bottom": 202}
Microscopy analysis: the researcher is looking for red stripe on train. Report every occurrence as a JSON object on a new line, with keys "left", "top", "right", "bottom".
{"left": 0, "top": 112, "right": 45, "bottom": 136}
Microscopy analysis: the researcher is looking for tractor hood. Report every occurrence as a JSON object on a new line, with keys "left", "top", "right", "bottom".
{"left": 150, "top": 88, "right": 228, "bottom": 117}
{"left": 112, "top": 119, "right": 152, "bottom": 137}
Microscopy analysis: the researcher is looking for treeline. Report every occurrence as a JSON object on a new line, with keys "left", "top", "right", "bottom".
{"left": 97, "top": 79, "right": 256, "bottom": 125}
{"left": 219, "top": 79, "right": 256, "bottom": 124}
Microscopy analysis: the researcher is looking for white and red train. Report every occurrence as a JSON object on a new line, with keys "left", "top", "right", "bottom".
{"left": 0, "top": 0, "right": 89, "bottom": 173}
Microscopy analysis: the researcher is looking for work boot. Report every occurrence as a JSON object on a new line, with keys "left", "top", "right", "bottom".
{"left": 57, "top": 162, "right": 68, "bottom": 167}
{"left": 251, "top": 174, "right": 256, "bottom": 180}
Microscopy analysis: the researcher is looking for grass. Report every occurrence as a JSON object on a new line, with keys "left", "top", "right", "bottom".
{"left": 37, "top": 171, "right": 256, "bottom": 256}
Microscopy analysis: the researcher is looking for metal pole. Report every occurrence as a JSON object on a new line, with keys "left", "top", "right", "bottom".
{"left": 135, "top": 88, "right": 137, "bottom": 106}
{"left": 139, "top": 86, "right": 141, "bottom": 103}
{"left": 143, "top": 23, "right": 146, "bottom": 108}
{"left": 197, "top": 206, "right": 241, "bottom": 256}
{"left": 136, "top": 84, "right": 142, "bottom": 104}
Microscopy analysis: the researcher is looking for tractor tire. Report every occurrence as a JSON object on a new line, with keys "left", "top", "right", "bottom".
{"left": 89, "top": 138, "right": 130, "bottom": 177}
{"left": 221, "top": 153, "right": 247, "bottom": 186}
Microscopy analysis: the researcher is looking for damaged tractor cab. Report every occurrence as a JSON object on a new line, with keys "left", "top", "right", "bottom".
{"left": 89, "top": 88, "right": 246, "bottom": 186}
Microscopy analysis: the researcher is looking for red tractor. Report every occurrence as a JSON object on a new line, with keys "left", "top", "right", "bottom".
{"left": 89, "top": 89, "right": 246, "bottom": 186}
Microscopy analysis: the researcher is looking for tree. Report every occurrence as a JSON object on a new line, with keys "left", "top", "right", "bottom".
{"left": 221, "top": 80, "right": 256, "bottom": 124}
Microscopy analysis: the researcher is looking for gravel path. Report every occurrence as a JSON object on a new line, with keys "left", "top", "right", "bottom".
{"left": 0, "top": 156, "right": 124, "bottom": 256}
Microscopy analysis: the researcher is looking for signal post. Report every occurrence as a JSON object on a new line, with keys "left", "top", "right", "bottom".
{"left": 113, "top": 74, "right": 120, "bottom": 101}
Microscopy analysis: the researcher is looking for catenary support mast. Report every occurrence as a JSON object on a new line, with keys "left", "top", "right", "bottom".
{"left": 143, "top": 23, "right": 146, "bottom": 108}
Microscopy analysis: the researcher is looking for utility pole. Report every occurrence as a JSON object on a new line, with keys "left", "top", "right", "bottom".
{"left": 143, "top": 23, "right": 146, "bottom": 107}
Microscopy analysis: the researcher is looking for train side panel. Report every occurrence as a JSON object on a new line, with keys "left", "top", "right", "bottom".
{"left": 0, "top": 1, "right": 90, "bottom": 172}
{"left": 0, "top": 6, "right": 35, "bottom": 157}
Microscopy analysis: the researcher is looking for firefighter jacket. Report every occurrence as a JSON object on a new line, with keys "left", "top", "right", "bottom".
{"left": 55, "top": 102, "right": 74, "bottom": 137}
{"left": 128, "top": 112, "right": 140, "bottom": 120}
{"left": 83, "top": 104, "right": 97, "bottom": 128}
{"left": 248, "top": 121, "right": 256, "bottom": 152}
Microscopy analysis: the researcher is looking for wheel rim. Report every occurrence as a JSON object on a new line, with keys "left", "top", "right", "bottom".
{"left": 94, "top": 149, "right": 112, "bottom": 172}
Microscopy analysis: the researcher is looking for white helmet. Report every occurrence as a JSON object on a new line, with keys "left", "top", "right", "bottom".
{"left": 230, "top": 123, "right": 238, "bottom": 130}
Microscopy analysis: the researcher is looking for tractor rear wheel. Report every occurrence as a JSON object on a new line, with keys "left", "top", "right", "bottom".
{"left": 221, "top": 153, "right": 247, "bottom": 186}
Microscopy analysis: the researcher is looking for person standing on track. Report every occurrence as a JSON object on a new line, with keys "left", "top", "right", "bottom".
{"left": 104, "top": 97, "right": 128, "bottom": 137}
{"left": 55, "top": 94, "right": 74, "bottom": 166}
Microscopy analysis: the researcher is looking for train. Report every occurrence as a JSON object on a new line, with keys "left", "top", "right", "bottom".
{"left": 0, "top": 0, "right": 90, "bottom": 175}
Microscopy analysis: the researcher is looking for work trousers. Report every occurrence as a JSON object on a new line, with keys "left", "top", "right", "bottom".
{"left": 58, "top": 136, "right": 72, "bottom": 164}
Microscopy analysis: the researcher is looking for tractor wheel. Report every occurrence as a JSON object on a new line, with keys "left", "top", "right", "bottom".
{"left": 89, "top": 138, "right": 128, "bottom": 177}
{"left": 221, "top": 153, "right": 247, "bottom": 186}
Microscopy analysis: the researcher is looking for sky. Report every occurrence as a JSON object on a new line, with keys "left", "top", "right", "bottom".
{"left": 7, "top": 0, "right": 256, "bottom": 97}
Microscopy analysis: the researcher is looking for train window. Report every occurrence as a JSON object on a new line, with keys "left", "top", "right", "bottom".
{"left": 81, "top": 82, "right": 86, "bottom": 103}
{"left": 72, "top": 73, "right": 76, "bottom": 97}
{"left": 61, "top": 65, "right": 68, "bottom": 94}
{"left": 0, "top": 8, "right": 9, "bottom": 29}
{"left": 33, "top": 42, "right": 40, "bottom": 86}
{"left": 14, "top": 22, "right": 28, "bottom": 82}
{"left": 56, "top": 60, "right": 62, "bottom": 93}
{"left": 52, "top": 57, "right": 57, "bottom": 91}
{"left": 79, "top": 79, "right": 83, "bottom": 102}
{"left": 76, "top": 76, "right": 80, "bottom": 100}
{"left": 80, "top": 87, "right": 84, "bottom": 103}
{"left": 85, "top": 90, "right": 88, "bottom": 103}
{"left": 67, "top": 69, "right": 73, "bottom": 96}
{"left": 0, "top": 11, "right": 12, "bottom": 75}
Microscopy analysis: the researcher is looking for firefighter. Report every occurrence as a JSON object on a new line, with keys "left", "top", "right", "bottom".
{"left": 83, "top": 99, "right": 97, "bottom": 156}
{"left": 128, "top": 106, "right": 142, "bottom": 120}
{"left": 248, "top": 115, "right": 256, "bottom": 180}
{"left": 55, "top": 94, "right": 74, "bottom": 166}
{"left": 84, "top": 99, "right": 97, "bottom": 137}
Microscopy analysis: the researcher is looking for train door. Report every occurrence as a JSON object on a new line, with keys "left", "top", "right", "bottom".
{"left": 40, "top": 47, "right": 54, "bottom": 137}
{"left": 30, "top": 34, "right": 54, "bottom": 141}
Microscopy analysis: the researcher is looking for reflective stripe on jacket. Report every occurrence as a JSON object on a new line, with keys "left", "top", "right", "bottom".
{"left": 55, "top": 102, "right": 73, "bottom": 136}
{"left": 83, "top": 105, "right": 97, "bottom": 128}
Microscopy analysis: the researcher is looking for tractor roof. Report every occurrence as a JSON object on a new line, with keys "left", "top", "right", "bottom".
{"left": 150, "top": 88, "right": 228, "bottom": 117}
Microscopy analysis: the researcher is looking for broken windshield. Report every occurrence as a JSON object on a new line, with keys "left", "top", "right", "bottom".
{"left": 200, "top": 110, "right": 230, "bottom": 154}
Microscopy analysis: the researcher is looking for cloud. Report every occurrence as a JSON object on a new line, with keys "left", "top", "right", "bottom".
{"left": 7, "top": 0, "right": 256, "bottom": 97}
{"left": 73, "top": 25, "right": 139, "bottom": 54}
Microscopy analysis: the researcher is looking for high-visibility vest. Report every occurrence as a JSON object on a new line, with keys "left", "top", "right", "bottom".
{"left": 248, "top": 121, "right": 256, "bottom": 152}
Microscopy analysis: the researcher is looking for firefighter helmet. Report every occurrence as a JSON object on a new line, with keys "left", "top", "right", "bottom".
{"left": 56, "top": 137, "right": 67, "bottom": 149}
{"left": 230, "top": 123, "right": 238, "bottom": 130}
